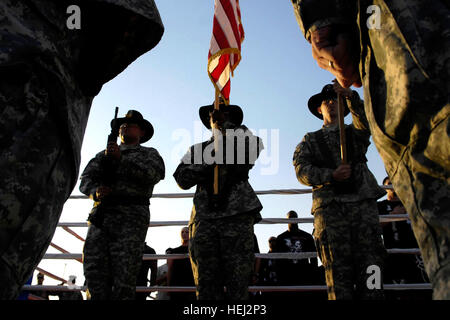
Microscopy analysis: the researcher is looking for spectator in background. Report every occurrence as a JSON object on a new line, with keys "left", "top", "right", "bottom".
{"left": 275, "top": 211, "right": 320, "bottom": 299}
{"left": 56, "top": 275, "right": 83, "bottom": 300}
{"left": 34, "top": 272, "right": 49, "bottom": 300}
{"left": 378, "top": 177, "right": 431, "bottom": 300}
{"left": 166, "top": 227, "right": 195, "bottom": 301}
{"left": 135, "top": 242, "right": 158, "bottom": 300}
{"left": 154, "top": 264, "right": 169, "bottom": 300}
{"left": 257, "top": 236, "right": 281, "bottom": 301}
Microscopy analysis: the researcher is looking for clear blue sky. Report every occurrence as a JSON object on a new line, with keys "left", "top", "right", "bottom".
{"left": 37, "top": 1, "right": 388, "bottom": 291}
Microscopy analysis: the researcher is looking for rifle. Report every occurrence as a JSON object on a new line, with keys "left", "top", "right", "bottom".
{"left": 104, "top": 106, "right": 120, "bottom": 185}
{"left": 88, "top": 107, "right": 120, "bottom": 227}
{"left": 108, "top": 106, "right": 120, "bottom": 144}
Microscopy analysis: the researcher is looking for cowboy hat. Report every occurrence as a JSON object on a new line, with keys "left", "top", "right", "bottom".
{"left": 112, "top": 110, "right": 154, "bottom": 143}
{"left": 308, "top": 84, "right": 350, "bottom": 120}
{"left": 199, "top": 99, "right": 243, "bottom": 129}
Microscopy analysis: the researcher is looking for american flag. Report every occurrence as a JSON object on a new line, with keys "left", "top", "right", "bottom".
{"left": 207, "top": 0, "right": 244, "bottom": 103}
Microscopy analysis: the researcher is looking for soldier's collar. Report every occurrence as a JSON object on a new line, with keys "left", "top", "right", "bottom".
{"left": 322, "top": 123, "right": 339, "bottom": 131}
{"left": 119, "top": 144, "right": 141, "bottom": 151}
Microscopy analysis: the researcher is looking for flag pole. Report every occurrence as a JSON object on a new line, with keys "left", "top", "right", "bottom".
{"left": 337, "top": 92, "right": 347, "bottom": 164}
{"left": 213, "top": 88, "right": 220, "bottom": 195}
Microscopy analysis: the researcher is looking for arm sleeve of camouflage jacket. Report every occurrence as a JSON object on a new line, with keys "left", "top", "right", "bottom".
{"left": 173, "top": 146, "right": 214, "bottom": 190}
{"left": 290, "top": 0, "right": 357, "bottom": 41}
{"left": 293, "top": 135, "right": 335, "bottom": 187}
{"left": 347, "top": 90, "right": 371, "bottom": 148}
{"left": 120, "top": 148, "right": 165, "bottom": 186}
{"left": 79, "top": 152, "right": 105, "bottom": 200}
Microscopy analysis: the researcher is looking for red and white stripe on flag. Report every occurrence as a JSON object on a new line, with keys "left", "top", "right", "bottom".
{"left": 207, "top": 0, "right": 244, "bottom": 103}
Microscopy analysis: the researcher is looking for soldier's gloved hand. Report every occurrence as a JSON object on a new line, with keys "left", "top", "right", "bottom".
{"left": 332, "top": 79, "right": 353, "bottom": 99}
{"left": 310, "top": 26, "right": 362, "bottom": 88}
{"left": 95, "top": 186, "right": 112, "bottom": 200}
{"left": 332, "top": 164, "right": 352, "bottom": 182}
{"left": 105, "top": 142, "right": 121, "bottom": 159}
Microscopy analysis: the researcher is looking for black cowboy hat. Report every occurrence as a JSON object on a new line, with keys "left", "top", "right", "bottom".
{"left": 112, "top": 110, "right": 154, "bottom": 143}
{"left": 308, "top": 84, "right": 350, "bottom": 120}
{"left": 199, "top": 98, "right": 243, "bottom": 129}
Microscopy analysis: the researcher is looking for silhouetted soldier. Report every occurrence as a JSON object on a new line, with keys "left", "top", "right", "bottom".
{"left": 0, "top": 0, "right": 164, "bottom": 299}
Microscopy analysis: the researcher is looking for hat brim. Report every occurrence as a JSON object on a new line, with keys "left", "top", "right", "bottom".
{"left": 199, "top": 103, "right": 243, "bottom": 129}
{"left": 114, "top": 117, "right": 154, "bottom": 143}
{"left": 307, "top": 93, "right": 350, "bottom": 120}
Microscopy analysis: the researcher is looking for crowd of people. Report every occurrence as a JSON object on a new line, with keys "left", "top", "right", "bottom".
{"left": 1, "top": 0, "right": 448, "bottom": 301}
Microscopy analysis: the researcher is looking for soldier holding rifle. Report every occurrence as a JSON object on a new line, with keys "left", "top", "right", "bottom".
{"left": 293, "top": 81, "right": 386, "bottom": 299}
{"left": 80, "top": 109, "right": 164, "bottom": 300}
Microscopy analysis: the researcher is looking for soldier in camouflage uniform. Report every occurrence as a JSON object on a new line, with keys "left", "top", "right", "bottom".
{"left": 293, "top": 82, "right": 386, "bottom": 299}
{"left": 80, "top": 110, "right": 165, "bottom": 300}
{"left": 290, "top": 0, "right": 450, "bottom": 299}
{"left": 0, "top": 0, "right": 164, "bottom": 299}
{"left": 173, "top": 99, "right": 264, "bottom": 300}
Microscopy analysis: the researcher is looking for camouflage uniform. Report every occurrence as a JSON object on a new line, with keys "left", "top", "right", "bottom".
{"left": 293, "top": 91, "right": 386, "bottom": 299}
{"left": 173, "top": 125, "right": 263, "bottom": 300}
{"left": 80, "top": 144, "right": 165, "bottom": 300}
{"left": 291, "top": 0, "right": 450, "bottom": 299}
{"left": 0, "top": 0, "right": 163, "bottom": 299}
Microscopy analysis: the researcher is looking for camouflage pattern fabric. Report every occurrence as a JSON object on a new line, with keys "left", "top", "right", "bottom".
{"left": 173, "top": 125, "right": 264, "bottom": 224}
{"left": 80, "top": 144, "right": 165, "bottom": 300}
{"left": 291, "top": 0, "right": 450, "bottom": 299}
{"left": 0, "top": 0, "right": 163, "bottom": 299}
{"left": 82, "top": 206, "right": 150, "bottom": 300}
{"left": 313, "top": 199, "right": 386, "bottom": 300}
{"left": 189, "top": 213, "right": 255, "bottom": 300}
{"left": 293, "top": 91, "right": 386, "bottom": 212}
{"left": 293, "top": 90, "right": 386, "bottom": 299}
{"left": 0, "top": 129, "right": 73, "bottom": 300}
{"left": 174, "top": 125, "right": 263, "bottom": 300}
